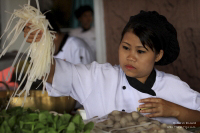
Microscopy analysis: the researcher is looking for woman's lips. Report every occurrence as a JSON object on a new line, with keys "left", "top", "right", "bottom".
{"left": 125, "top": 65, "right": 135, "bottom": 70}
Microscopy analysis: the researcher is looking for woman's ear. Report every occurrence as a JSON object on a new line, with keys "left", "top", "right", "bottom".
{"left": 155, "top": 50, "right": 164, "bottom": 62}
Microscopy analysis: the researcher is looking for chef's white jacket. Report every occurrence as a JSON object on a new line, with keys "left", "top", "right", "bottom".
{"left": 46, "top": 59, "right": 200, "bottom": 124}
{"left": 54, "top": 36, "right": 94, "bottom": 64}
{"left": 53, "top": 36, "right": 95, "bottom": 109}
{"left": 69, "top": 27, "right": 96, "bottom": 59}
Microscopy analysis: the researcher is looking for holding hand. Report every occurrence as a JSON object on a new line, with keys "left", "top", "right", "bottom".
{"left": 138, "top": 98, "right": 180, "bottom": 118}
{"left": 23, "top": 23, "right": 43, "bottom": 43}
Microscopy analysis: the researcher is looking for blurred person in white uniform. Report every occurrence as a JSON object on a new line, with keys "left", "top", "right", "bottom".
{"left": 69, "top": 5, "right": 96, "bottom": 60}
{"left": 24, "top": 11, "right": 200, "bottom": 124}
{"left": 44, "top": 12, "right": 94, "bottom": 64}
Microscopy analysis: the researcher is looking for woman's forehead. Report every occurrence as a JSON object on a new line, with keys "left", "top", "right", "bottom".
{"left": 122, "top": 32, "right": 142, "bottom": 45}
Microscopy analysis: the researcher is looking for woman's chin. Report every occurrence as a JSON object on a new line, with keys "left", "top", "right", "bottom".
{"left": 125, "top": 72, "right": 136, "bottom": 77}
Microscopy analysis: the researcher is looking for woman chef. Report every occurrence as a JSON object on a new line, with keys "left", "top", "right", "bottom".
{"left": 24, "top": 10, "right": 200, "bottom": 124}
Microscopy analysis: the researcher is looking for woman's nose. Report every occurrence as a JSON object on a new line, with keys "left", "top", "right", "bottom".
{"left": 127, "top": 54, "right": 137, "bottom": 62}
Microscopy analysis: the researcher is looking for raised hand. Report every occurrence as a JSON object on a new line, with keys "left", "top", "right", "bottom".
{"left": 23, "top": 23, "right": 43, "bottom": 43}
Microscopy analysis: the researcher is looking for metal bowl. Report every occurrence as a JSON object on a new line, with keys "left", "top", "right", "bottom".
{"left": 0, "top": 81, "right": 76, "bottom": 113}
{"left": 9, "top": 90, "right": 76, "bottom": 113}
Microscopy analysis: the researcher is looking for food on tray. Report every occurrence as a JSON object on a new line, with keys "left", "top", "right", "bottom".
{"left": 93, "top": 110, "right": 189, "bottom": 133}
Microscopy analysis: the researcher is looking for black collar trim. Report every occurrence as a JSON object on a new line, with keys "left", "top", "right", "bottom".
{"left": 126, "top": 69, "right": 156, "bottom": 96}
{"left": 59, "top": 34, "right": 69, "bottom": 52}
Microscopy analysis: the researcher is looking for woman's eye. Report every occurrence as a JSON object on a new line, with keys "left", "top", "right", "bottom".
{"left": 123, "top": 46, "right": 129, "bottom": 50}
{"left": 137, "top": 50, "right": 145, "bottom": 53}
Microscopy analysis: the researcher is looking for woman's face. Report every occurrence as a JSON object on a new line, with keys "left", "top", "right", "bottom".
{"left": 119, "top": 31, "right": 163, "bottom": 83}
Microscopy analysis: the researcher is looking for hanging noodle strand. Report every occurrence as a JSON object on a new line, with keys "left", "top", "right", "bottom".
{"left": 0, "top": 0, "right": 56, "bottom": 109}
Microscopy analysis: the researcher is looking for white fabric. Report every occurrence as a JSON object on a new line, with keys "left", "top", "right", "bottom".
{"left": 54, "top": 36, "right": 94, "bottom": 64}
{"left": 46, "top": 59, "right": 200, "bottom": 124}
{"left": 69, "top": 27, "right": 96, "bottom": 59}
{"left": 53, "top": 36, "right": 94, "bottom": 109}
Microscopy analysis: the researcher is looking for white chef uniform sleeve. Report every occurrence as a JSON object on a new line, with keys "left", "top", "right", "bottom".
{"left": 46, "top": 58, "right": 73, "bottom": 96}
{"left": 45, "top": 58, "right": 97, "bottom": 103}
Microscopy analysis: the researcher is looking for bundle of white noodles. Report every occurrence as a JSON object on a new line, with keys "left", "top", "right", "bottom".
{"left": 0, "top": 0, "right": 56, "bottom": 109}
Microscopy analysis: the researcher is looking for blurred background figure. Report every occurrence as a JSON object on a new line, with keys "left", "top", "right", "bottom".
{"left": 69, "top": 5, "right": 96, "bottom": 60}
{"left": 45, "top": 11, "right": 95, "bottom": 64}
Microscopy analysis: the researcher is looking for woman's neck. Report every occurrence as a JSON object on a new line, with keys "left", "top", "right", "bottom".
{"left": 136, "top": 74, "right": 150, "bottom": 84}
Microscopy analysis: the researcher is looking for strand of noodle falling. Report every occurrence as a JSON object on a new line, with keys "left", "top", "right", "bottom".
{"left": 0, "top": 0, "right": 56, "bottom": 109}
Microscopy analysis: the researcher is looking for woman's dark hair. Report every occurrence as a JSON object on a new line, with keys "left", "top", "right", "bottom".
{"left": 43, "top": 11, "right": 68, "bottom": 54}
{"left": 121, "top": 23, "right": 162, "bottom": 54}
{"left": 121, "top": 11, "right": 180, "bottom": 65}
{"left": 43, "top": 11, "right": 61, "bottom": 33}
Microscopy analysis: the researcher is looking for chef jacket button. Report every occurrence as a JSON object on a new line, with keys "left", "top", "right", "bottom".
{"left": 122, "top": 86, "right": 126, "bottom": 90}
{"left": 122, "top": 109, "right": 125, "bottom": 112}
